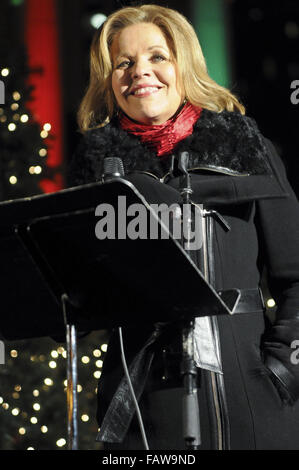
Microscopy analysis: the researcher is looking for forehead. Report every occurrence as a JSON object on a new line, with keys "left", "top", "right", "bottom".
{"left": 110, "top": 22, "right": 169, "bottom": 59}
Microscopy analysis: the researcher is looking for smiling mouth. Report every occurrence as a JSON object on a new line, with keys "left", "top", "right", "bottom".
{"left": 130, "top": 87, "right": 161, "bottom": 97}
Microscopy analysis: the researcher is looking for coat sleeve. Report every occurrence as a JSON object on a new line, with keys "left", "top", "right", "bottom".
{"left": 256, "top": 137, "right": 299, "bottom": 404}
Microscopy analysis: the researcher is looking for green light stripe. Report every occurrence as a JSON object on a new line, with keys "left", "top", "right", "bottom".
{"left": 191, "top": 0, "right": 231, "bottom": 88}
{"left": 10, "top": 0, "right": 24, "bottom": 6}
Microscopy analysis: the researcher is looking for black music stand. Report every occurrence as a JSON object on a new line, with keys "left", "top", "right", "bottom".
{"left": 0, "top": 178, "right": 240, "bottom": 449}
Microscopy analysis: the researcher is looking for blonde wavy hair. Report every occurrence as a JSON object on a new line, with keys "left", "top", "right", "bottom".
{"left": 78, "top": 4, "right": 245, "bottom": 132}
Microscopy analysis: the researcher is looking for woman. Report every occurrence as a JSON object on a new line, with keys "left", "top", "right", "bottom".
{"left": 69, "top": 4, "right": 299, "bottom": 450}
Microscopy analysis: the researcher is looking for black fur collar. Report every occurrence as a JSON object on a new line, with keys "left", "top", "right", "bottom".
{"left": 70, "top": 108, "right": 272, "bottom": 185}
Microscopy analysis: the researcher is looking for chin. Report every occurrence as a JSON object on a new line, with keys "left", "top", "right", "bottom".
{"left": 133, "top": 109, "right": 171, "bottom": 125}
{"left": 139, "top": 116, "right": 166, "bottom": 125}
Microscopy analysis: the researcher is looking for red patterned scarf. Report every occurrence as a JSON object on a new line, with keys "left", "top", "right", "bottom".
{"left": 118, "top": 101, "right": 202, "bottom": 157}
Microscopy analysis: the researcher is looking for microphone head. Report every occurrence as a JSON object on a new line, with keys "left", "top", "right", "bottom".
{"left": 103, "top": 157, "right": 125, "bottom": 180}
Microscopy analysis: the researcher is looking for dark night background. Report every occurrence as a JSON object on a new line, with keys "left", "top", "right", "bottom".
{"left": 1, "top": 0, "right": 298, "bottom": 195}
{"left": 58, "top": 0, "right": 299, "bottom": 195}
{"left": 0, "top": 0, "right": 298, "bottom": 451}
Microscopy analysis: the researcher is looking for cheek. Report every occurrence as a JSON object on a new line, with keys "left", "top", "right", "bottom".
{"left": 111, "top": 74, "right": 120, "bottom": 97}
{"left": 162, "top": 65, "right": 180, "bottom": 93}
{"left": 112, "top": 73, "right": 129, "bottom": 101}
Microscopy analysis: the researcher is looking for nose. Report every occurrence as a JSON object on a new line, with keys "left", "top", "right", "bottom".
{"left": 131, "top": 58, "right": 152, "bottom": 79}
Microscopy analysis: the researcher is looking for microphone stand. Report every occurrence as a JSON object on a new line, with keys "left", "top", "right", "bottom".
{"left": 104, "top": 155, "right": 201, "bottom": 449}
{"left": 177, "top": 152, "right": 201, "bottom": 450}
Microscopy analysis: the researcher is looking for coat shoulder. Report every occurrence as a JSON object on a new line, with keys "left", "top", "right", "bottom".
{"left": 183, "top": 109, "right": 272, "bottom": 176}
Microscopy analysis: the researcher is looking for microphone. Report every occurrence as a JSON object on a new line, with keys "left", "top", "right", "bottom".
{"left": 102, "top": 157, "right": 125, "bottom": 182}
{"left": 177, "top": 151, "right": 192, "bottom": 203}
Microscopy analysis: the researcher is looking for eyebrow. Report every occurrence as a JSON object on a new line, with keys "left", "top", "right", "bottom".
{"left": 115, "top": 45, "right": 169, "bottom": 61}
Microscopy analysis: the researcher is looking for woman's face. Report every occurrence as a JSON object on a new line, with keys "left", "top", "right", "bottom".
{"left": 111, "top": 22, "right": 184, "bottom": 125}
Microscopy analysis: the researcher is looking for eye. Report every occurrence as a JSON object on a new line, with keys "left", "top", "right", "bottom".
{"left": 151, "top": 54, "right": 167, "bottom": 62}
{"left": 116, "top": 60, "right": 133, "bottom": 69}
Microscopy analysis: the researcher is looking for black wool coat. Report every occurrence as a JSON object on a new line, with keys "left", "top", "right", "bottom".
{"left": 69, "top": 109, "right": 299, "bottom": 450}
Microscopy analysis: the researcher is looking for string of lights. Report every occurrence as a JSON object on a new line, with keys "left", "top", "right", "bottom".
{"left": 0, "top": 62, "right": 50, "bottom": 200}
{"left": 0, "top": 334, "right": 108, "bottom": 450}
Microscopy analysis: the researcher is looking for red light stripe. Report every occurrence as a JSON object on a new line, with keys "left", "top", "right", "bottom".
{"left": 24, "top": 0, "right": 63, "bottom": 191}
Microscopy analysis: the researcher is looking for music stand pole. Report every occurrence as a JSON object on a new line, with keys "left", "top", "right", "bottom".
{"left": 62, "top": 294, "right": 79, "bottom": 450}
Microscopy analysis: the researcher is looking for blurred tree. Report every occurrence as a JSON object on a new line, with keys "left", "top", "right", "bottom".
{"left": 0, "top": 0, "right": 50, "bottom": 201}
{"left": 0, "top": 49, "right": 51, "bottom": 201}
